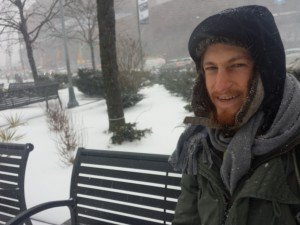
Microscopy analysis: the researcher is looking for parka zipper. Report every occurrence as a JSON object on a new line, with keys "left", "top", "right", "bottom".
{"left": 222, "top": 194, "right": 233, "bottom": 225}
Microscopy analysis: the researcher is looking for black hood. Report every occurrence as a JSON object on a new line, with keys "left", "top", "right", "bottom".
{"left": 188, "top": 5, "right": 286, "bottom": 132}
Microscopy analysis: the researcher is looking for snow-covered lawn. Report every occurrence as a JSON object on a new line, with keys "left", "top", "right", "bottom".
{"left": 0, "top": 84, "right": 188, "bottom": 224}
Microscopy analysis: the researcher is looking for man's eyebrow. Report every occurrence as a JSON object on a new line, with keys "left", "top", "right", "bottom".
{"left": 203, "top": 54, "right": 252, "bottom": 66}
{"left": 227, "top": 55, "right": 252, "bottom": 63}
{"left": 203, "top": 61, "right": 215, "bottom": 66}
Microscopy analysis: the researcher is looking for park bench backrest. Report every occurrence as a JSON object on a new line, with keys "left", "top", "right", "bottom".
{"left": 0, "top": 143, "right": 33, "bottom": 225}
{"left": 0, "top": 82, "right": 60, "bottom": 111}
{"left": 8, "top": 82, "right": 35, "bottom": 91}
{"left": 70, "top": 148, "right": 182, "bottom": 225}
{"left": 34, "top": 82, "right": 59, "bottom": 99}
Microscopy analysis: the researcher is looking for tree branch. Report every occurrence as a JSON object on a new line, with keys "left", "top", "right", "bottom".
{"left": 29, "top": 0, "right": 60, "bottom": 43}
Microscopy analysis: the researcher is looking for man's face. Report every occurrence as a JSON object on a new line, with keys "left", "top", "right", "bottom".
{"left": 202, "top": 43, "right": 254, "bottom": 126}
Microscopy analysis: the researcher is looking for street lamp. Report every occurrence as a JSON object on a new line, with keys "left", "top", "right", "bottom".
{"left": 59, "top": 0, "right": 79, "bottom": 108}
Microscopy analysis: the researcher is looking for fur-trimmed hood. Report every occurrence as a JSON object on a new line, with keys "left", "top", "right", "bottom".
{"left": 188, "top": 5, "right": 286, "bottom": 132}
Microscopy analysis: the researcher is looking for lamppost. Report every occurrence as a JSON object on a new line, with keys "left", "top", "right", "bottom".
{"left": 136, "top": 0, "right": 144, "bottom": 71}
{"left": 59, "top": 0, "right": 79, "bottom": 108}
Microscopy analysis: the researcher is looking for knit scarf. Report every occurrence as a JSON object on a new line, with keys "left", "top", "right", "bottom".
{"left": 169, "top": 74, "right": 300, "bottom": 194}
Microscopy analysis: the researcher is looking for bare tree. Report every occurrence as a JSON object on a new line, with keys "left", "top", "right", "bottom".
{"left": 97, "top": 0, "right": 125, "bottom": 132}
{"left": 116, "top": 34, "right": 144, "bottom": 73}
{"left": 49, "top": 0, "right": 98, "bottom": 71}
{"left": 64, "top": 0, "right": 98, "bottom": 71}
{"left": 0, "top": 0, "right": 61, "bottom": 82}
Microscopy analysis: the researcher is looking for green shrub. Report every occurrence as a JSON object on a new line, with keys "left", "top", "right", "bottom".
{"left": 119, "top": 71, "right": 147, "bottom": 107}
{"left": 36, "top": 75, "right": 52, "bottom": 83}
{"left": 36, "top": 73, "right": 71, "bottom": 89}
{"left": 51, "top": 73, "right": 69, "bottom": 88}
{"left": 111, "top": 122, "right": 152, "bottom": 144}
{"left": 75, "top": 68, "right": 104, "bottom": 97}
{"left": 158, "top": 71, "right": 195, "bottom": 101}
{"left": 75, "top": 69, "right": 149, "bottom": 108}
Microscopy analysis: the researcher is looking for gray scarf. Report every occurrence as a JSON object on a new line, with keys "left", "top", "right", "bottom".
{"left": 169, "top": 74, "right": 300, "bottom": 194}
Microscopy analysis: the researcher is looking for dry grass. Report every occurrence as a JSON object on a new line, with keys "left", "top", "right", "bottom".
{"left": 0, "top": 113, "right": 26, "bottom": 142}
{"left": 45, "top": 102, "right": 84, "bottom": 166}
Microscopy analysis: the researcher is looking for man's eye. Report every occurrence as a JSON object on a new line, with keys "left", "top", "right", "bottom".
{"left": 232, "top": 63, "right": 245, "bottom": 68}
{"left": 204, "top": 66, "right": 217, "bottom": 71}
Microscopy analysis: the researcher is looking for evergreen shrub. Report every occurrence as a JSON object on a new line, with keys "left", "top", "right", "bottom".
{"left": 158, "top": 71, "right": 195, "bottom": 112}
{"left": 36, "top": 73, "right": 70, "bottom": 89}
{"left": 158, "top": 71, "right": 195, "bottom": 101}
{"left": 75, "top": 68, "right": 104, "bottom": 97}
{"left": 111, "top": 122, "right": 152, "bottom": 144}
{"left": 119, "top": 71, "right": 145, "bottom": 108}
{"left": 51, "top": 73, "right": 69, "bottom": 88}
{"left": 75, "top": 69, "right": 151, "bottom": 108}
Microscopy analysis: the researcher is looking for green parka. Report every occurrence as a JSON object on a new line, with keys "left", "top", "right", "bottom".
{"left": 172, "top": 5, "right": 300, "bottom": 225}
{"left": 172, "top": 138, "right": 300, "bottom": 225}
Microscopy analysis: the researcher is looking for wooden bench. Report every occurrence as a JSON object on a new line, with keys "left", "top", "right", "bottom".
{"left": 7, "top": 148, "right": 182, "bottom": 225}
{"left": 0, "top": 142, "right": 34, "bottom": 225}
{"left": 0, "top": 82, "right": 61, "bottom": 111}
{"left": 8, "top": 82, "right": 35, "bottom": 91}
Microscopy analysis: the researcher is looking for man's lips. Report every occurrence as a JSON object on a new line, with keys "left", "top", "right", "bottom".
{"left": 217, "top": 95, "right": 238, "bottom": 101}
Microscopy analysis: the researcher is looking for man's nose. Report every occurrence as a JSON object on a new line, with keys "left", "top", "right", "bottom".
{"left": 214, "top": 68, "right": 232, "bottom": 92}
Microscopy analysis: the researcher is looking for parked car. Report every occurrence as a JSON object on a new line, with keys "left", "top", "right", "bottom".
{"left": 161, "top": 57, "right": 195, "bottom": 73}
{"left": 144, "top": 57, "right": 166, "bottom": 74}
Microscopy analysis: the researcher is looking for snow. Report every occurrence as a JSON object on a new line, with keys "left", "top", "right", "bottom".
{"left": 0, "top": 84, "right": 188, "bottom": 224}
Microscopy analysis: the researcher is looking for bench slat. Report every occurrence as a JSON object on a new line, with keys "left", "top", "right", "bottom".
{"left": 0, "top": 197, "right": 20, "bottom": 208}
{"left": 0, "top": 147, "right": 26, "bottom": 156}
{"left": 77, "top": 196, "right": 166, "bottom": 220}
{"left": 79, "top": 166, "right": 169, "bottom": 184}
{"left": 0, "top": 157, "right": 22, "bottom": 165}
{"left": 0, "top": 204, "right": 20, "bottom": 216}
{"left": 166, "top": 211, "right": 176, "bottom": 223}
{"left": 0, "top": 165, "right": 20, "bottom": 174}
{"left": 77, "top": 176, "right": 180, "bottom": 200}
{"left": 76, "top": 186, "right": 168, "bottom": 209}
{"left": 77, "top": 206, "right": 163, "bottom": 225}
{"left": 0, "top": 213, "right": 13, "bottom": 224}
{"left": 77, "top": 176, "right": 167, "bottom": 196}
{"left": 0, "top": 188, "right": 20, "bottom": 199}
{"left": 80, "top": 154, "right": 172, "bottom": 172}
{"left": 0, "top": 173, "right": 19, "bottom": 183}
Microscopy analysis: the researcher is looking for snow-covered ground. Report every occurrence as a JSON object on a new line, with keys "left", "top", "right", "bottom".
{"left": 0, "top": 84, "right": 189, "bottom": 224}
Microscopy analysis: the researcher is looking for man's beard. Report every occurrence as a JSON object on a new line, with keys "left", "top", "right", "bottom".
{"left": 213, "top": 109, "right": 236, "bottom": 127}
{"left": 210, "top": 91, "right": 244, "bottom": 128}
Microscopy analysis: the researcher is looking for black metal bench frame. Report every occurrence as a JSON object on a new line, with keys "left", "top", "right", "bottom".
{"left": 0, "top": 143, "right": 34, "bottom": 225}
{"left": 7, "top": 148, "right": 181, "bottom": 225}
{"left": 0, "top": 82, "right": 61, "bottom": 111}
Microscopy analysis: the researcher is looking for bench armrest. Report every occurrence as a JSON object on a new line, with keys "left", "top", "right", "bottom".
{"left": 6, "top": 198, "right": 75, "bottom": 225}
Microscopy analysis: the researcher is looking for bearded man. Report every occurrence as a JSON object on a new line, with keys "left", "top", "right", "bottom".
{"left": 169, "top": 5, "right": 300, "bottom": 225}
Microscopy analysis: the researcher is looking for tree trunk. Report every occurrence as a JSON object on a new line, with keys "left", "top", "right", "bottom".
{"left": 23, "top": 32, "right": 39, "bottom": 82}
{"left": 16, "top": 0, "right": 39, "bottom": 82}
{"left": 97, "top": 0, "right": 125, "bottom": 132}
{"left": 89, "top": 41, "right": 96, "bottom": 71}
